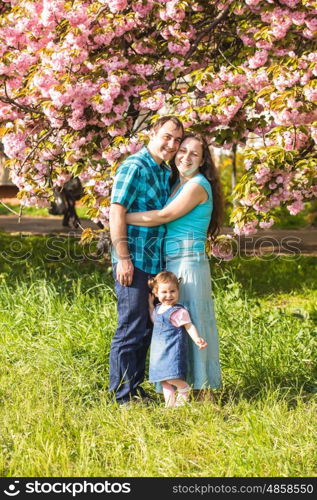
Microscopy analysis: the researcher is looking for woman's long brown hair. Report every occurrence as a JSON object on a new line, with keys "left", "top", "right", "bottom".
{"left": 169, "top": 133, "right": 224, "bottom": 239}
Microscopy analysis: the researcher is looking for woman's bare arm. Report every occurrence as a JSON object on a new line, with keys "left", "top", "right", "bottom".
{"left": 125, "top": 182, "right": 207, "bottom": 227}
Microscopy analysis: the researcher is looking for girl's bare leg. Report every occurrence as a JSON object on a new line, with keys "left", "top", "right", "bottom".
{"left": 161, "top": 381, "right": 176, "bottom": 407}
{"left": 166, "top": 378, "right": 191, "bottom": 406}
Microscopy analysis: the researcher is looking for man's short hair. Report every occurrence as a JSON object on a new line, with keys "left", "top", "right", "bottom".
{"left": 151, "top": 115, "right": 184, "bottom": 135}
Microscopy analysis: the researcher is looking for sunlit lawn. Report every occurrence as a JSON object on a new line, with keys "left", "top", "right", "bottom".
{"left": 0, "top": 233, "right": 316, "bottom": 476}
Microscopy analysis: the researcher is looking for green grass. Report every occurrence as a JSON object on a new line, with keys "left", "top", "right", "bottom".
{"left": 0, "top": 234, "right": 316, "bottom": 477}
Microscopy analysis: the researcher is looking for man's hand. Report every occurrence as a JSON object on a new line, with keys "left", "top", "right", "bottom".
{"left": 116, "top": 258, "right": 134, "bottom": 286}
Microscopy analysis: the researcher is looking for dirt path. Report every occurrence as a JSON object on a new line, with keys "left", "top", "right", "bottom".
{"left": 228, "top": 227, "right": 317, "bottom": 257}
{"left": 0, "top": 215, "right": 316, "bottom": 256}
{"left": 0, "top": 215, "right": 98, "bottom": 235}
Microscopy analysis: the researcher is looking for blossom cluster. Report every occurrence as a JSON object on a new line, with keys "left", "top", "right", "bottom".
{"left": 233, "top": 145, "right": 316, "bottom": 235}
{"left": 0, "top": 0, "right": 316, "bottom": 239}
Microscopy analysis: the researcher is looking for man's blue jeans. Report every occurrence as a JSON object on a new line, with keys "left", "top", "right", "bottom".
{"left": 109, "top": 265, "right": 153, "bottom": 403}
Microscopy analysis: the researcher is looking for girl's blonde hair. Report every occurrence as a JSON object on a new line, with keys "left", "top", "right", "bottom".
{"left": 148, "top": 271, "right": 181, "bottom": 294}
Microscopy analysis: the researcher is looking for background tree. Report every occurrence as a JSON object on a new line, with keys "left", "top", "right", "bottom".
{"left": 0, "top": 0, "right": 316, "bottom": 242}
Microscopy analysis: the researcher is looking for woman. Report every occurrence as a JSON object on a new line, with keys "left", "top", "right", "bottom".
{"left": 126, "top": 133, "right": 224, "bottom": 400}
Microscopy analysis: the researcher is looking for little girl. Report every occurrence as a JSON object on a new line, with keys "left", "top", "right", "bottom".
{"left": 148, "top": 271, "right": 207, "bottom": 407}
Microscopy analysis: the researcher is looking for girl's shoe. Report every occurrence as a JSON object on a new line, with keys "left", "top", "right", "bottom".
{"left": 175, "top": 385, "right": 191, "bottom": 406}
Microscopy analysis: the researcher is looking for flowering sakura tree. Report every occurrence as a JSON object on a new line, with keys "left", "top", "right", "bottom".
{"left": 0, "top": 0, "right": 316, "bottom": 244}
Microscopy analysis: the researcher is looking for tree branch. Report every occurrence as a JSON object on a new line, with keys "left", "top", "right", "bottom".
{"left": 131, "top": 110, "right": 152, "bottom": 134}
{"left": 185, "top": 6, "right": 231, "bottom": 62}
{"left": 1, "top": 80, "right": 44, "bottom": 116}
{"left": 20, "top": 129, "right": 53, "bottom": 170}
{"left": 0, "top": 200, "right": 20, "bottom": 216}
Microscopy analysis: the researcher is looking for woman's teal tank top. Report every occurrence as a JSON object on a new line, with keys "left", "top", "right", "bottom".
{"left": 165, "top": 173, "right": 213, "bottom": 256}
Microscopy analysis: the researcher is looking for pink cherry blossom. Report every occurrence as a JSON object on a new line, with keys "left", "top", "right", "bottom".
{"left": 234, "top": 220, "right": 258, "bottom": 236}
{"left": 287, "top": 199, "right": 304, "bottom": 215}
{"left": 259, "top": 218, "right": 274, "bottom": 229}
{"left": 211, "top": 240, "right": 234, "bottom": 260}
{"left": 248, "top": 50, "right": 268, "bottom": 69}
{"left": 0, "top": 0, "right": 315, "bottom": 236}
{"left": 106, "top": 0, "right": 128, "bottom": 14}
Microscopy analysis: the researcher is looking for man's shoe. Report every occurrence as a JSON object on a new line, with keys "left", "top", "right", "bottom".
{"left": 117, "top": 397, "right": 134, "bottom": 409}
{"left": 134, "top": 393, "right": 157, "bottom": 406}
{"left": 118, "top": 401, "right": 134, "bottom": 410}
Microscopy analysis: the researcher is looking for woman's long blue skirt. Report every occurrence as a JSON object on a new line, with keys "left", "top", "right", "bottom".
{"left": 162, "top": 251, "right": 221, "bottom": 390}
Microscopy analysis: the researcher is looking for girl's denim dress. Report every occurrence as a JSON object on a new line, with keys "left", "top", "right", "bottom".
{"left": 149, "top": 304, "right": 188, "bottom": 383}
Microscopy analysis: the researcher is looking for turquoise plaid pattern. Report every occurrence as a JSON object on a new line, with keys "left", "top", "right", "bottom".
{"left": 111, "top": 147, "right": 171, "bottom": 274}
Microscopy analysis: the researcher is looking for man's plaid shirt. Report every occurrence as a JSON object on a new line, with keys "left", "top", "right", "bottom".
{"left": 111, "top": 147, "right": 171, "bottom": 275}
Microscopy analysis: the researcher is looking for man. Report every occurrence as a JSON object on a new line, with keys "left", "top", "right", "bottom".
{"left": 109, "top": 116, "right": 184, "bottom": 405}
